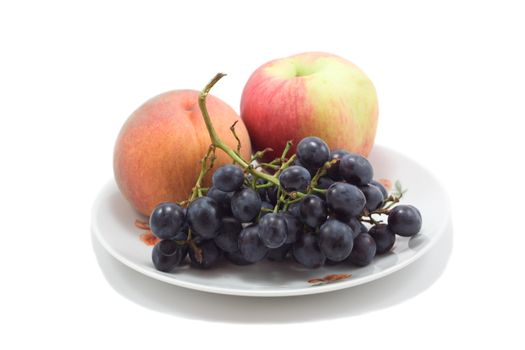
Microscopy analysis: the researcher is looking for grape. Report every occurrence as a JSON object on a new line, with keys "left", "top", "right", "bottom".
{"left": 319, "top": 219, "right": 354, "bottom": 261}
{"left": 256, "top": 178, "right": 269, "bottom": 201}
{"left": 368, "top": 224, "right": 395, "bottom": 254}
{"left": 224, "top": 250, "right": 253, "bottom": 266}
{"left": 187, "top": 197, "right": 222, "bottom": 239}
{"left": 259, "top": 201, "right": 274, "bottom": 218}
{"left": 371, "top": 179, "right": 388, "bottom": 199}
{"left": 299, "top": 195, "right": 327, "bottom": 228}
{"left": 296, "top": 136, "right": 330, "bottom": 169}
{"left": 212, "top": 164, "right": 245, "bottom": 192}
{"left": 231, "top": 188, "right": 262, "bottom": 223}
{"left": 360, "top": 183, "right": 384, "bottom": 211}
{"left": 314, "top": 176, "right": 335, "bottom": 200}
{"left": 206, "top": 186, "right": 233, "bottom": 216}
{"left": 286, "top": 202, "right": 301, "bottom": 218}
{"left": 388, "top": 205, "right": 422, "bottom": 237}
{"left": 173, "top": 226, "right": 189, "bottom": 241}
{"left": 189, "top": 240, "right": 221, "bottom": 269}
{"left": 317, "top": 176, "right": 335, "bottom": 190}
{"left": 325, "top": 258, "right": 342, "bottom": 266}
{"left": 326, "top": 182, "right": 366, "bottom": 218}
{"left": 292, "top": 231, "right": 326, "bottom": 268}
{"left": 278, "top": 165, "right": 311, "bottom": 192}
{"left": 326, "top": 149, "right": 350, "bottom": 180}
{"left": 258, "top": 213, "right": 288, "bottom": 248}
{"left": 149, "top": 202, "right": 186, "bottom": 240}
{"left": 213, "top": 217, "right": 242, "bottom": 253}
{"left": 293, "top": 159, "right": 317, "bottom": 177}
{"left": 152, "top": 240, "right": 188, "bottom": 272}
{"left": 266, "top": 185, "right": 278, "bottom": 205}
{"left": 348, "top": 233, "right": 376, "bottom": 267}
{"left": 267, "top": 243, "right": 292, "bottom": 262}
{"left": 238, "top": 225, "right": 268, "bottom": 262}
{"left": 339, "top": 153, "right": 373, "bottom": 185}
{"left": 282, "top": 213, "right": 301, "bottom": 243}
{"left": 345, "top": 217, "right": 366, "bottom": 239}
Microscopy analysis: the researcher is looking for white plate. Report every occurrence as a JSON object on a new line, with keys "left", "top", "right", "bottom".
{"left": 92, "top": 145, "right": 450, "bottom": 297}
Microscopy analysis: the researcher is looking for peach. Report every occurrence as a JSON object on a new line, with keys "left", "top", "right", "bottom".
{"left": 114, "top": 90, "right": 252, "bottom": 216}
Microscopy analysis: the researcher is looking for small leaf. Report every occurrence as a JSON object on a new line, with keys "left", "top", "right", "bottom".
{"left": 395, "top": 180, "right": 403, "bottom": 193}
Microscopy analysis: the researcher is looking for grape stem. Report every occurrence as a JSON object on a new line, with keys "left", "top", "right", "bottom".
{"left": 198, "top": 73, "right": 279, "bottom": 186}
{"left": 189, "top": 145, "right": 216, "bottom": 201}
{"left": 360, "top": 189, "right": 405, "bottom": 224}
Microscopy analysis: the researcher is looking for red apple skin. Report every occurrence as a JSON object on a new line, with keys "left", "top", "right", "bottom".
{"left": 114, "top": 90, "right": 252, "bottom": 216}
{"left": 240, "top": 52, "right": 378, "bottom": 160}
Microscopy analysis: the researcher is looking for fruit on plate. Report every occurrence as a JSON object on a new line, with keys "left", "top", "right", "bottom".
{"left": 114, "top": 90, "right": 252, "bottom": 216}
{"left": 134, "top": 74, "right": 423, "bottom": 272}
{"left": 240, "top": 52, "right": 378, "bottom": 160}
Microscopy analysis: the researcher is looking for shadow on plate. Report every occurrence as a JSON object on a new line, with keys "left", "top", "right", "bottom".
{"left": 92, "top": 220, "right": 453, "bottom": 324}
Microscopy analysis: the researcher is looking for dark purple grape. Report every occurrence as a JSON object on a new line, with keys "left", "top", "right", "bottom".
{"left": 368, "top": 224, "right": 396, "bottom": 254}
{"left": 293, "top": 159, "right": 318, "bottom": 177}
{"left": 259, "top": 201, "right": 274, "bottom": 218}
{"left": 282, "top": 213, "right": 301, "bottom": 243}
{"left": 189, "top": 240, "right": 221, "bottom": 269}
{"left": 224, "top": 250, "right": 254, "bottom": 266}
{"left": 266, "top": 186, "right": 278, "bottom": 205}
{"left": 314, "top": 176, "right": 335, "bottom": 200}
{"left": 279, "top": 165, "right": 311, "bottom": 192}
{"left": 267, "top": 243, "right": 292, "bottom": 262}
{"left": 371, "top": 179, "right": 388, "bottom": 199}
{"left": 317, "top": 176, "right": 335, "bottom": 190}
{"left": 152, "top": 240, "right": 188, "bottom": 272}
{"left": 326, "top": 150, "right": 350, "bottom": 180}
{"left": 187, "top": 197, "right": 222, "bottom": 239}
{"left": 348, "top": 233, "right": 376, "bottom": 266}
{"left": 212, "top": 164, "right": 245, "bottom": 192}
{"left": 206, "top": 186, "right": 233, "bottom": 216}
{"left": 346, "top": 217, "right": 361, "bottom": 239}
{"left": 360, "top": 183, "right": 384, "bottom": 211}
{"left": 339, "top": 153, "right": 373, "bottom": 185}
{"left": 286, "top": 202, "right": 301, "bottom": 218}
{"left": 326, "top": 182, "right": 366, "bottom": 218}
{"left": 173, "top": 226, "right": 189, "bottom": 241}
{"left": 296, "top": 136, "right": 330, "bottom": 169}
{"left": 388, "top": 205, "right": 422, "bottom": 237}
{"left": 258, "top": 213, "right": 288, "bottom": 248}
{"left": 149, "top": 202, "right": 186, "bottom": 240}
{"left": 238, "top": 225, "right": 268, "bottom": 262}
{"left": 325, "top": 258, "right": 343, "bottom": 266}
{"left": 299, "top": 195, "right": 327, "bottom": 228}
{"left": 231, "top": 188, "right": 262, "bottom": 223}
{"left": 213, "top": 217, "right": 242, "bottom": 253}
{"left": 319, "top": 219, "right": 354, "bottom": 261}
{"left": 256, "top": 178, "right": 269, "bottom": 201}
{"left": 292, "top": 231, "right": 326, "bottom": 268}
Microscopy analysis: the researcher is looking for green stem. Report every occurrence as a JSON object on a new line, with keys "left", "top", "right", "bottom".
{"left": 198, "top": 73, "right": 279, "bottom": 186}
{"left": 189, "top": 145, "right": 215, "bottom": 201}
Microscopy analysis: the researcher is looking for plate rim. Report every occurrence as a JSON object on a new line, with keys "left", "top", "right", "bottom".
{"left": 92, "top": 144, "right": 451, "bottom": 297}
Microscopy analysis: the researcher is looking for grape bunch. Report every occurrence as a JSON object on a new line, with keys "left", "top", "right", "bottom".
{"left": 147, "top": 135, "right": 422, "bottom": 272}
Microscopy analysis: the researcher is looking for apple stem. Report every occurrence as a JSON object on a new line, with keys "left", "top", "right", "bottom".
{"left": 198, "top": 73, "right": 279, "bottom": 186}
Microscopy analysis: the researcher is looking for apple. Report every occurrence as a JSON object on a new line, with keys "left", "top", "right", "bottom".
{"left": 240, "top": 52, "right": 378, "bottom": 160}
{"left": 114, "top": 90, "right": 252, "bottom": 216}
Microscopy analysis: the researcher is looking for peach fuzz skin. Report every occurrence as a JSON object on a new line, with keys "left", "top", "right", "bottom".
{"left": 114, "top": 90, "right": 252, "bottom": 216}
{"left": 240, "top": 52, "right": 378, "bottom": 161}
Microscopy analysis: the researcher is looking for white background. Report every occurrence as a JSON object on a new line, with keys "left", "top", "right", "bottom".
{"left": 1, "top": 1, "right": 524, "bottom": 349}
